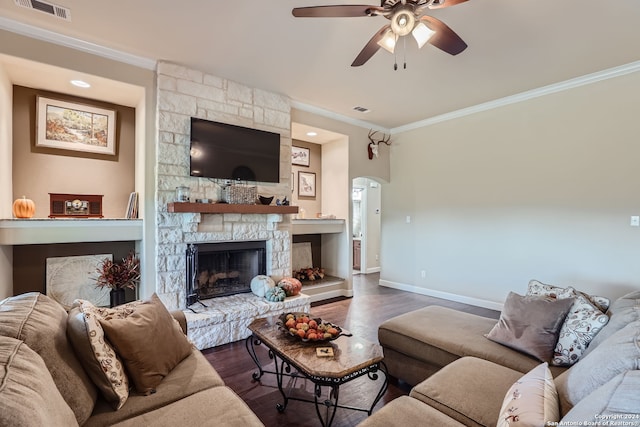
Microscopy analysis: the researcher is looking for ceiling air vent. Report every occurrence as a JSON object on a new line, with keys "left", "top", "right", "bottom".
{"left": 352, "top": 106, "right": 371, "bottom": 114}
{"left": 14, "top": 0, "right": 71, "bottom": 21}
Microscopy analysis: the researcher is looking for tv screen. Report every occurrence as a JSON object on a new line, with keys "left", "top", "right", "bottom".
{"left": 190, "top": 118, "right": 281, "bottom": 183}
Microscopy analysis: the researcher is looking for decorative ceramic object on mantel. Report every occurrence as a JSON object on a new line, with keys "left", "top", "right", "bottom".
{"left": 94, "top": 251, "right": 140, "bottom": 307}
{"left": 12, "top": 196, "right": 35, "bottom": 218}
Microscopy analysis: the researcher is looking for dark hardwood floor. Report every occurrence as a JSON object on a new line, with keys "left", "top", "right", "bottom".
{"left": 202, "top": 273, "right": 500, "bottom": 427}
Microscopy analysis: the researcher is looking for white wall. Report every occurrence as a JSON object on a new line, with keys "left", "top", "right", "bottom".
{"left": 381, "top": 70, "right": 640, "bottom": 307}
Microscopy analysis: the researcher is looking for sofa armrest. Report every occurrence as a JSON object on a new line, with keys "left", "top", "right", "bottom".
{"left": 170, "top": 310, "right": 187, "bottom": 335}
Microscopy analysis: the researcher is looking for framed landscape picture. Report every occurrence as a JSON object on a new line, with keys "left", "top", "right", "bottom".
{"left": 291, "top": 146, "right": 310, "bottom": 166}
{"left": 36, "top": 96, "right": 117, "bottom": 156}
{"left": 298, "top": 171, "right": 316, "bottom": 197}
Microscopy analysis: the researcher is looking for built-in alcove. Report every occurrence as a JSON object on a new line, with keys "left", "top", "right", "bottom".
{"left": 12, "top": 241, "right": 136, "bottom": 299}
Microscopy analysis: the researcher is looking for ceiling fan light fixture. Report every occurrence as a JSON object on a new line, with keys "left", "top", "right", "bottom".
{"left": 412, "top": 22, "right": 436, "bottom": 49}
{"left": 377, "top": 29, "right": 397, "bottom": 53}
{"left": 390, "top": 10, "right": 415, "bottom": 36}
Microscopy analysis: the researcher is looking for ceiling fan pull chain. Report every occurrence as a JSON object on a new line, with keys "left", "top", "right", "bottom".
{"left": 394, "top": 46, "right": 398, "bottom": 70}
{"left": 403, "top": 36, "right": 407, "bottom": 69}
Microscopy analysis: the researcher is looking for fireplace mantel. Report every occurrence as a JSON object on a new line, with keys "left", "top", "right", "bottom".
{"left": 167, "top": 202, "right": 299, "bottom": 215}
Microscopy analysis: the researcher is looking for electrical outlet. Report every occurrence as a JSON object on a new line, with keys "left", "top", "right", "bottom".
{"left": 631, "top": 216, "right": 640, "bottom": 227}
{"left": 421, "top": 270, "right": 426, "bottom": 279}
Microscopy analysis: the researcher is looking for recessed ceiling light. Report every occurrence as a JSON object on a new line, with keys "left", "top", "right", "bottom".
{"left": 70, "top": 80, "right": 91, "bottom": 88}
{"left": 306, "top": 131, "right": 318, "bottom": 137}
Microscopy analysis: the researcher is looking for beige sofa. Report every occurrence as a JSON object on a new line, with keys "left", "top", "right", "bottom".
{"left": 0, "top": 292, "right": 264, "bottom": 427}
{"left": 360, "top": 289, "right": 640, "bottom": 426}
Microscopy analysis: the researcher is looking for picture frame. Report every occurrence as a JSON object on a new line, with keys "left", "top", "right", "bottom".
{"left": 298, "top": 171, "right": 316, "bottom": 197}
{"left": 291, "top": 146, "right": 310, "bottom": 166}
{"left": 36, "top": 96, "right": 117, "bottom": 156}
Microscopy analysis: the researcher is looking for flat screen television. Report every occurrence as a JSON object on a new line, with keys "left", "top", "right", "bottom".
{"left": 189, "top": 117, "right": 281, "bottom": 183}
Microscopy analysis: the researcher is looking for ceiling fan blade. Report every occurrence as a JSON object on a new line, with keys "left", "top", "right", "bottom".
{"left": 420, "top": 16, "right": 467, "bottom": 55}
{"left": 428, "top": 0, "right": 469, "bottom": 10}
{"left": 292, "top": 5, "right": 382, "bottom": 18}
{"left": 351, "top": 25, "right": 390, "bottom": 67}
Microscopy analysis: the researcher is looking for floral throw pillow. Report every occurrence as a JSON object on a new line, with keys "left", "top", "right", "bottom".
{"left": 552, "top": 294, "right": 609, "bottom": 366}
{"left": 526, "top": 280, "right": 610, "bottom": 366}
{"left": 67, "top": 300, "right": 130, "bottom": 409}
{"left": 497, "top": 362, "right": 560, "bottom": 427}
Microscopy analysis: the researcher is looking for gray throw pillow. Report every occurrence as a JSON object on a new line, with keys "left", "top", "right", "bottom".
{"left": 561, "top": 370, "right": 640, "bottom": 423}
{"left": 486, "top": 292, "right": 574, "bottom": 362}
{"left": 582, "top": 290, "right": 640, "bottom": 358}
{"left": 555, "top": 319, "right": 640, "bottom": 414}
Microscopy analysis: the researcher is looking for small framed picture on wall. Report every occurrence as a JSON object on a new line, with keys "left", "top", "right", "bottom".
{"left": 292, "top": 146, "right": 310, "bottom": 166}
{"left": 298, "top": 171, "right": 316, "bottom": 197}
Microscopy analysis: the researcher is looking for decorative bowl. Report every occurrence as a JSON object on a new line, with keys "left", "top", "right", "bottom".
{"left": 277, "top": 312, "right": 348, "bottom": 343}
{"left": 258, "top": 195, "right": 274, "bottom": 205}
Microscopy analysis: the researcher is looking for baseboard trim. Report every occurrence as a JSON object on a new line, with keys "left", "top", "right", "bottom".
{"left": 378, "top": 279, "right": 504, "bottom": 311}
{"left": 307, "top": 288, "right": 353, "bottom": 303}
{"left": 365, "top": 267, "right": 381, "bottom": 274}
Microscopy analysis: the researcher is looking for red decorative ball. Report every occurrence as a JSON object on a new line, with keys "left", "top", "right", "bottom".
{"left": 277, "top": 277, "right": 302, "bottom": 297}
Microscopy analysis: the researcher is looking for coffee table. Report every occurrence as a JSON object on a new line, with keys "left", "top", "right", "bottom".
{"left": 246, "top": 316, "right": 388, "bottom": 427}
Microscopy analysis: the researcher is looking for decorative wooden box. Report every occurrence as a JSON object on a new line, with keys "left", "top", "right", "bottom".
{"left": 49, "top": 193, "right": 104, "bottom": 218}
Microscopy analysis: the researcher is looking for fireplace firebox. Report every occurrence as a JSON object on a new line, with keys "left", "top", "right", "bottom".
{"left": 186, "top": 241, "right": 266, "bottom": 305}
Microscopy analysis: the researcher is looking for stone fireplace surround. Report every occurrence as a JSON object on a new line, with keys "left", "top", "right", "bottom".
{"left": 155, "top": 62, "right": 310, "bottom": 348}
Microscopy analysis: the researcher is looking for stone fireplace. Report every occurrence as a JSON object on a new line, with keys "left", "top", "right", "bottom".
{"left": 186, "top": 240, "right": 267, "bottom": 304}
{"left": 153, "top": 62, "right": 311, "bottom": 349}
{"left": 154, "top": 61, "right": 294, "bottom": 310}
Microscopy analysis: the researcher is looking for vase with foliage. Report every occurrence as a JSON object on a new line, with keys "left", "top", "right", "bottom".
{"left": 95, "top": 252, "right": 140, "bottom": 307}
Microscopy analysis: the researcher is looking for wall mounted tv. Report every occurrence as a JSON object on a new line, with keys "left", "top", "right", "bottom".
{"left": 189, "top": 117, "right": 281, "bottom": 183}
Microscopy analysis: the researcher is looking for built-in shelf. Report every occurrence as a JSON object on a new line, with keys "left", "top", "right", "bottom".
{"left": 167, "top": 202, "right": 299, "bottom": 215}
{"left": 292, "top": 219, "right": 346, "bottom": 235}
{"left": 0, "top": 219, "right": 143, "bottom": 245}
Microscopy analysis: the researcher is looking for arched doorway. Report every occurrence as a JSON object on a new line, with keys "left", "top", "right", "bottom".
{"left": 352, "top": 177, "right": 382, "bottom": 275}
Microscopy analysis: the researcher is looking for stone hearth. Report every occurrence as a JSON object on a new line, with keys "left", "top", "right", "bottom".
{"left": 185, "top": 293, "right": 310, "bottom": 350}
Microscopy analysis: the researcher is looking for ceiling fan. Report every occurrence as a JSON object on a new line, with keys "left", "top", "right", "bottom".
{"left": 292, "top": 0, "right": 469, "bottom": 68}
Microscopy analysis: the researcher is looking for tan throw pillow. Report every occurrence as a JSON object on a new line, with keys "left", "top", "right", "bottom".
{"left": 67, "top": 300, "right": 130, "bottom": 409}
{"left": 497, "top": 362, "right": 559, "bottom": 427}
{"left": 0, "top": 336, "right": 79, "bottom": 427}
{"left": 99, "top": 294, "right": 193, "bottom": 394}
{"left": 486, "top": 292, "right": 574, "bottom": 362}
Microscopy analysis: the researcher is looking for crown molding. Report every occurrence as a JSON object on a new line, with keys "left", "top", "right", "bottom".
{"left": 291, "top": 100, "right": 390, "bottom": 134}
{"left": 0, "top": 17, "right": 156, "bottom": 70}
{"left": 392, "top": 61, "right": 640, "bottom": 134}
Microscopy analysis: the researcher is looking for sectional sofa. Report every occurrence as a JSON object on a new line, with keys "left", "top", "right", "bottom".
{"left": 0, "top": 292, "right": 264, "bottom": 427}
{"left": 361, "top": 284, "right": 640, "bottom": 426}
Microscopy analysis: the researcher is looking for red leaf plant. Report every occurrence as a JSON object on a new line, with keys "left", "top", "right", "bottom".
{"left": 95, "top": 252, "right": 140, "bottom": 290}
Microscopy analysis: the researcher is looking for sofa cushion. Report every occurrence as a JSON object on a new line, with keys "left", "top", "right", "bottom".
{"left": 99, "top": 293, "right": 193, "bottom": 394}
{"left": 583, "top": 290, "right": 640, "bottom": 357}
{"left": 410, "top": 356, "right": 523, "bottom": 427}
{"left": 0, "top": 293, "right": 97, "bottom": 425}
{"left": 109, "top": 386, "right": 264, "bottom": 427}
{"left": 486, "top": 292, "right": 574, "bottom": 362}
{"left": 359, "top": 396, "right": 467, "bottom": 427}
{"left": 378, "top": 306, "right": 567, "bottom": 381}
{"left": 0, "top": 336, "right": 79, "bottom": 427}
{"left": 497, "top": 362, "right": 559, "bottom": 427}
{"left": 85, "top": 349, "right": 225, "bottom": 426}
{"left": 561, "top": 370, "right": 640, "bottom": 423}
{"left": 555, "top": 319, "right": 640, "bottom": 415}
{"left": 67, "top": 300, "right": 130, "bottom": 409}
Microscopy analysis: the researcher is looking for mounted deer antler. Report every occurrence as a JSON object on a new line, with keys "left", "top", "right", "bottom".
{"left": 367, "top": 130, "right": 392, "bottom": 159}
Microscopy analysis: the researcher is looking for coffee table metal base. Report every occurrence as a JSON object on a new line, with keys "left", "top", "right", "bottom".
{"left": 246, "top": 335, "right": 388, "bottom": 427}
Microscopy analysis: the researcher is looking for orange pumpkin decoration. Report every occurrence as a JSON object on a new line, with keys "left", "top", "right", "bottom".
{"left": 12, "top": 196, "right": 35, "bottom": 218}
